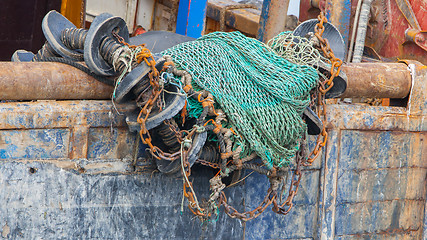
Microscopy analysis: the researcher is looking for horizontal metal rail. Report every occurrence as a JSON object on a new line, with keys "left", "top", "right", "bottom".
{"left": 0, "top": 62, "right": 414, "bottom": 100}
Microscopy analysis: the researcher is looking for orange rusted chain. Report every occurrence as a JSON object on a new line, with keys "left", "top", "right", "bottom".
{"left": 115, "top": 36, "right": 182, "bottom": 162}
{"left": 272, "top": 12, "right": 343, "bottom": 215}
{"left": 305, "top": 12, "right": 342, "bottom": 166}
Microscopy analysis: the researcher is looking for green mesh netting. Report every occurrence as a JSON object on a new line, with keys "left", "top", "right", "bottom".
{"left": 162, "top": 31, "right": 318, "bottom": 168}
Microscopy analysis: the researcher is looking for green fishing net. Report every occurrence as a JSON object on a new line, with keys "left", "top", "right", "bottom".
{"left": 162, "top": 31, "right": 319, "bottom": 169}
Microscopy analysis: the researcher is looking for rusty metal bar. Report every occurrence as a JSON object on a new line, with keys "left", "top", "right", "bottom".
{"left": 340, "top": 63, "right": 412, "bottom": 99}
{"left": 257, "top": 0, "right": 290, "bottom": 42}
{"left": 0, "top": 62, "right": 113, "bottom": 100}
{"left": 0, "top": 62, "right": 414, "bottom": 100}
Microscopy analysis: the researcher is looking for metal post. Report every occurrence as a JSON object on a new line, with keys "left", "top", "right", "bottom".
{"left": 325, "top": 0, "right": 352, "bottom": 57}
{"left": 257, "top": 0, "right": 290, "bottom": 42}
{"left": 0, "top": 62, "right": 415, "bottom": 100}
{"left": 340, "top": 63, "right": 412, "bottom": 98}
{"left": 176, "top": 0, "right": 208, "bottom": 38}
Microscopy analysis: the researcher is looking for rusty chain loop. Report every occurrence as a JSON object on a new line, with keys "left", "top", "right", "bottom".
{"left": 269, "top": 12, "right": 343, "bottom": 216}
{"left": 272, "top": 134, "right": 305, "bottom": 214}
{"left": 114, "top": 36, "right": 181, "bottom": 162}
{"left": 305, "top": 12, "right": 342, "bottom": 166}
{"left": 220, "top": 189, "right": 276, "bottom": 221}
{"left": 117, "top": 12, "right": 342, "bottom": 221}
{"left": 196, "top": 159, "right": 220, "bottom": 169}
{"left": 180, "top": 128, "right": 209, "bottom": 217}
{"left": 176, "top": 12, "right": 343, "bottom": 220}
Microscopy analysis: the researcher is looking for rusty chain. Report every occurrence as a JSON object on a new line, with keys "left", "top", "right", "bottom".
{"left": 115, "top": 12, "right": 342, "bottom": 221}
{"left": 272, "top": 134, "right": 305, "bottom": 214}
{"left": 305, "top": 12, "right": 342, "bottom": 166}
{"left": 180, "top": 13, "right": 343, "bottom": 218}
{"left": 268, "top": 12, "right": 343, "bottom": 216}
{"left": 220, "top": 189, "right": 276, "bottom": 221}
{"left": 180, "top": 129, "right": 209, "bottom": 217}
{"left": 114, "top": 36, "right": 181, "bottom": 162}
{"left": 196, "top": 159, "right": 221, "bottom": 169}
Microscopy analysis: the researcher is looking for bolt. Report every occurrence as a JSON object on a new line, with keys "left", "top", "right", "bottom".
{"left": 415, "top": 34, "right": 425, "bottom": 43}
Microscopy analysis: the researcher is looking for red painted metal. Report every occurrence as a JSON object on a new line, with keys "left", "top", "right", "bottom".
{"left": 299, "top": 0, "right": 427, "bottom": 64}
{"left": 367, "top": 0, "right": 427, "bottom": 64}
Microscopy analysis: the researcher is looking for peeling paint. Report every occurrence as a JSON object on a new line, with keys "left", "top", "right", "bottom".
{"left": 0, "top": 61, "right": 426, "bottom": 238}
{"left": 1, "top": 222, "right": 10, "bottom": 238}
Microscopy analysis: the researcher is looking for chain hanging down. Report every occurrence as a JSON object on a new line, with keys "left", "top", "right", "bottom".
{"left": 124, "top": 11, "right": 342, "bottom": 222}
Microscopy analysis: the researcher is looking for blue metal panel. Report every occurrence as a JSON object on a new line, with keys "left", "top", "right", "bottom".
{"left": 0, "top": 161, "right": 245, "bottom": 239}
{"left": 245, "top": 170, "right": 320, "bottom": 239}
{"left": 87, "top": 128, "right": 137, "bottom": 159}
{"left": 0, "top": 61, "right": 426, "bottom": 239}
{"left": 325, "top": 0, "right": 352, "bottom": 57}
{"left": 176, "top": 0, "right": 208, "bottom": 38}
{"left": 319, "top": 130, "right": 340, "bottom": 240}
{"left": 0, "top": 129, "right": 69, "bottom": 159}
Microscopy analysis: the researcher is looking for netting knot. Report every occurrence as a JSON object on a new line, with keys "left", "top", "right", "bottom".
{"left": 194, "top": 125, "right": 206, "bottom": 133}
{"left": 269, "top": 176, "right": 281, "bottom": 192}
{"left": 182, "top": 138, "right": 192, "bottom": 150}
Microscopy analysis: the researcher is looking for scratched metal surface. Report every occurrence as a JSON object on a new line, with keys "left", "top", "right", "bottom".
{"left": 0, "top": 100, "right": 245, "bottom": 239}
{"left": 243, "top": 61, "right": 426, "bottom": 240}
{"left": 0, "top": 61, "right": 426, "bottom": 239}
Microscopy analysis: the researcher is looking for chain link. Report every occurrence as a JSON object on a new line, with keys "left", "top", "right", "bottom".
{"left": 115, "top": 36, "right": 181, "bottom": 162}
{"left": 270, "top": 12, "right": 343, "bottom": 216}
{"left": 117, "top": 12, "right": 342, "bottom": 221}
{"left": 305, "top": 12, "right": 342, "bottom": 166}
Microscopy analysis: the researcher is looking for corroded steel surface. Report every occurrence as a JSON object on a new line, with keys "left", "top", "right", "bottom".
{"left": 0, "top": 100, "right": 245, "bottom": 239}
{"left": 257, "top": 0, "right": 290, "bottom": 42}
{"left": 340, "top": 62, "right": 412, "bottom": 98}
{"left": 325, "top": 0, "right": 351, "bottom": 54}
{"left": 0, "top": 62, "right": 113, "bottom": 100}
{"left": 299, "top": 0, "right": 427, "bottom": 64}
{"left": 317, "top": 60, "right": 427, "bottom": 240}
{"left": 365, "top": 0, "right": 427, "bottom": 64}
{"left": 0, "top": 62, "right": 425, "bottom": 239}
{"left": 0, "top": 61, "right": 414, "bottom": 102}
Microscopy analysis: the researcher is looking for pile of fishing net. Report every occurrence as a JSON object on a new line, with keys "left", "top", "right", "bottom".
{"left": 162, "top": 31, "right": 322, "bottom": 169}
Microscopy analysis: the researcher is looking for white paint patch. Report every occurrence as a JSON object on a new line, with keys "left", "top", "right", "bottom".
{"left": 1, "top": 222, "right": 10, "bottom": 238}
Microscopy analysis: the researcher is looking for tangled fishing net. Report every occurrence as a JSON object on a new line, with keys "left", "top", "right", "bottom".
{"left": 162, "top": 31, "right": 321, "bottom": 169}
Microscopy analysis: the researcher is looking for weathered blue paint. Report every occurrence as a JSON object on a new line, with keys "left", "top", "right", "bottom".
{"left": 319, "top": 130, "right": 340, "bottom": 240}
{"left": 0, "top": 161, "right": 245, "bottom": 239}
{"left": 176, "top": 0, "right": 208, "bottom": 38}
{"left": 0, "top": 62, "right": 426, "bottom": 239}
{"left": 325, "top": 0, "right": 351, "bottom": 57}
{"left": 256, "top": 0, "right": 272, "bottom": 42}
{"left": 0, "top": 129, "right": 69, "bottom": 159}
{"left": 245, "top": 170, "right": 320, "bottom": 239}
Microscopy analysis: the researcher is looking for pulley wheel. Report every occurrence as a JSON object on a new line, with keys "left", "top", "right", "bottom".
{"left": 293, "top": 19, "right": 347, "bottom": 98}
{"left": 155, "top": 131, "right": 207, "bottom": 175}
{"left": 125, "top": 84, "right": 187, "bottom": 132}
{"left": 114, "top": 56, "right": 166, "bottom": 103}
{"left": 84, "top": 13, "right": 129, "bottom": 76}
{"left": 42, "top": 10, "right": 84, "bottom": 61}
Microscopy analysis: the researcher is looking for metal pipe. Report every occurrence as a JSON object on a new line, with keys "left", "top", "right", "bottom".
{"left": 0, "top": 62, "right": 413, "bottom": 100}
{"left": 0, "top": 62, "right": 113, "bottom": 100}
{"left": 257, "top": 0, "right": 290, "bottom": 42}
{"left": 340, "top": 63, "right": 412, "bottom": 99}
{"left": 351, "top": 0, "right": 373, "bottom": 63}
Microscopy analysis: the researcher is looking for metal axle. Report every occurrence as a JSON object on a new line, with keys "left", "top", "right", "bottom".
{"left": 0, "top": 62, "right": 413, "bottom": 100}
